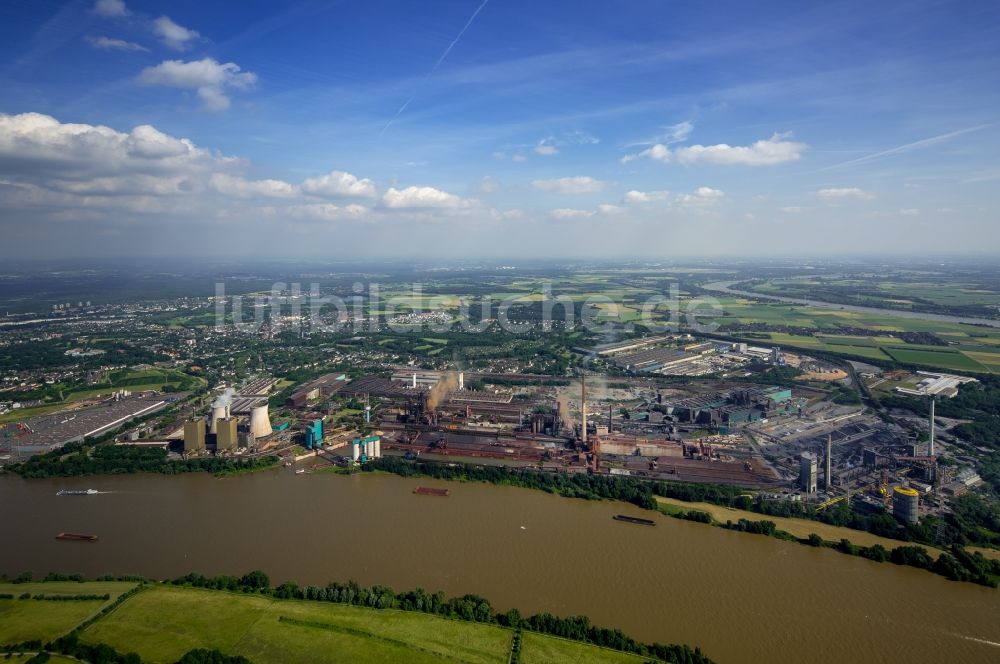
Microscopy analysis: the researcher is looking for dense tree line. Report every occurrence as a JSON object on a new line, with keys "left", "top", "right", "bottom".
{"left": 364, "top": 456, "right": 658, "bottom": 509}
{"left": 11, "top": 443, "right": 279, "bottom": 478}
{"left": 1, "top": 635, "right": 246, "bottom": 664}
{"left": 168, "top": 572, "right": 713, "bottom": 664}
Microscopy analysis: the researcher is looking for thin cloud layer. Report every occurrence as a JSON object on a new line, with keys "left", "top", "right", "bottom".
{"left": 812, "top": 187, "right": 874, "bottom": 201}
{"left": 533, "top": 176, "right": 606, "bottom": 194}
{"left": 87, "top": 36, "right": 148, "bottom": 52}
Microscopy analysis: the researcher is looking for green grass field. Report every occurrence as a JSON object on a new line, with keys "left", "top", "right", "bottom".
{"left": 0, "top": 582, "right": 136, "bottom": 644}
{"left": 57, "top": 584, "right": 650, "bottom": 663}
{"left": 520, "top": 632, "right": 647, "bottom": 663}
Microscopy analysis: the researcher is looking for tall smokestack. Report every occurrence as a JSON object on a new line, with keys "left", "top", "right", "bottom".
{"left": 458, "top": 372, "right": 464, "bottom": 391}
{"left": 825, "top": 433, "right": 832, "bottom": 490}
{"left": 581, "top": 371, "right": 588, "bottom": 444}
{"left": 929, "top": 397, "right": 935, "bottom": 457}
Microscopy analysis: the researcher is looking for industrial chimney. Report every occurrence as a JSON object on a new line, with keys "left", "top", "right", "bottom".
{"left": 581, "top": 371, "right": 588, "bottom": 445}
{"left": 825, "top": 433, "right": 832, "bottom": 490}
{"left": 929, "top": 397, "right": 935, "bottom": 457}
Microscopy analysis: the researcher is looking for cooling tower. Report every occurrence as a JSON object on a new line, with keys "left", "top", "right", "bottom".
{"left": 210, "top": 406, "right": 227, "bottom": 434}
{"left": 249, "top": 404, "right": 272, "bottom": 438}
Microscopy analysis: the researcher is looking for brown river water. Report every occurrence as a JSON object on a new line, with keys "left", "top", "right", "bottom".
{"left": 2, "top": 470, "right": 998, "bottom": 664}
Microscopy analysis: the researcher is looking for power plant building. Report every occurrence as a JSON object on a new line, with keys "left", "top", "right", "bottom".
{"left": 303, "top": 419, "right": 324, "bottom": 448}
{"left": 799, "top": 452, "right": 817, "bottom": 493}
{"left": 216, "top": 417, "right": 238, "bottom": 451}
{"left": 893, "top": 486, "right": 920, "bottom": 524}
{"left": 183, "top": 418, "right": 206, "bottom": 453}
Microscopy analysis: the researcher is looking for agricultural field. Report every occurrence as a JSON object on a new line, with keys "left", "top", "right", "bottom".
{"left": 743, "top": 276, "right": 1000, "bottom": 316}
{"left": 520, "top": 632, "right": 647, "bottom": 663}
{"left": 0, "top": 581, "right": 137, "bottom": 644}
{"left": 696, "top": 297, "right": 1000, "bottom": 373}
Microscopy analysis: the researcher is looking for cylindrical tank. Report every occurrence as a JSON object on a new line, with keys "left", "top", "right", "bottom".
{"left": 249, "top": 405, "right": 272, "bottom": 438}
{"left": 351, "top": 442, "right": 360, "bottom": 461}
{"left": 373, "top": 438, "right": 381, "bottom": 458}
{"left": 893, "top": 486, "right": 919, "bottom": 524}
{"left": 365, "top": 440, "right": 373, "bottom": 458}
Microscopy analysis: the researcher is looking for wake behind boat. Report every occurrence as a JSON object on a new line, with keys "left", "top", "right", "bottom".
{"left": 56, "top": 489, "right": 100, "bottom": 496}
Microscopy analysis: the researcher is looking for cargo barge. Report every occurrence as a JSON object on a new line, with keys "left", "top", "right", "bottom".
{"left": 413, "top": 486, "right": 450, "bottom": 497}
{"left": 613, "top": 515, "right": 655, "bottom": 526}
{"left": 57, "top": 489, "right": 99, "bottom": 496}
{"left": 56, "top": 533, "right": 98, "bottom": 542}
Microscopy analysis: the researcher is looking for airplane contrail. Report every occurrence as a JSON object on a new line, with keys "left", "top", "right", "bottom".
{"left": 816, "top": 124, "right": 994, "bottom": 172}
{"left": 380, "top": 0, "right": 492, "bottom": 136}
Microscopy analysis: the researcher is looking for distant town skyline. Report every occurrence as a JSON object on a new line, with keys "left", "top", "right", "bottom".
{"left": 1, "top": 0, "right": 998, "bottom": 258}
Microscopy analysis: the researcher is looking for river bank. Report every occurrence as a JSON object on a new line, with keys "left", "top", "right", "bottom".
{"left": 655, "top": 495, "right": 1000, "bottom": 561}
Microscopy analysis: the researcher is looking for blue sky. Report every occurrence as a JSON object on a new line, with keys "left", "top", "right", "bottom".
{"left": 1, "top": 0, "right": 999, "bottom": 258}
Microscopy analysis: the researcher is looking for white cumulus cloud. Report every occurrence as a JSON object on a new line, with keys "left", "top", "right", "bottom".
{"left": 382, "top": 186, "right": 476, "bottom": 209}
{"left": 139, "top": 58, "right": 257, "bottom": 111}
{"left": 674, "top": 133, "right": 806, "bottom": 166}
{"left": 532, "top": 176, "right": 606, "bottom": 195}
{"left": 623, "top": 133, "right": 806, "bottom": 166}
{"left": 153, "top": 16, "right": 200, "bottom": 50}
{"left": 623, "top": 190, "right": 669, "bottom": 204}
{"left": 677, "top": 186, "right": 724, "bottom": 207}
{"left": 209, "top": 173, "right": 297, "bottom": 199}
{"left": 301, "top": 171, "right": 376, "bottom": 199}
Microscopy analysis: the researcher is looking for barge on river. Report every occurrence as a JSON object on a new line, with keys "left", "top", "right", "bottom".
{"left": 56, "top": 533, "right": 98, "bottom": 542}
{"left": 413, "top": 486, "right": 450, "bottom": 497}
{"left": 613, "top": 515, "right": 655, "bottom": 526}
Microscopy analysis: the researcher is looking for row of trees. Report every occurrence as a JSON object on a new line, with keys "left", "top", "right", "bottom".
{"left": 12, "top": 442, "right": 279, "bottom": 478}
{"left": 364, "top": 456, "right": 658, "bottom": 509}
{"left": 169, "top": 572, "right": 713, "bottom": 664}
